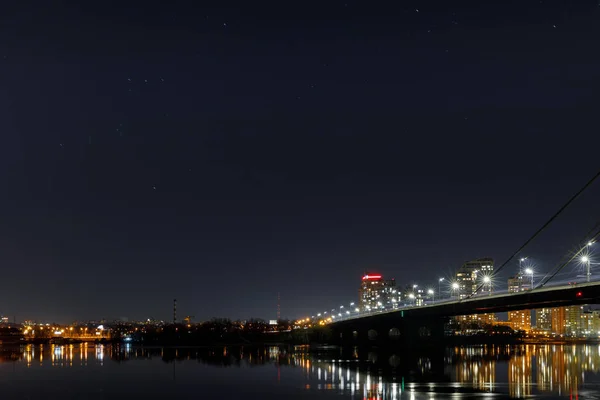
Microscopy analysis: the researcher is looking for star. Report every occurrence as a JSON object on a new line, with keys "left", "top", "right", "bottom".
{"left": 152, "top": 186, "right": 157, "bottom": 190}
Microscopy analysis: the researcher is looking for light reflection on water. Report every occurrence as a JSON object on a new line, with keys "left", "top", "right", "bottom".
{"left": 1, "top": 343, "right": 600, "bottom": 398}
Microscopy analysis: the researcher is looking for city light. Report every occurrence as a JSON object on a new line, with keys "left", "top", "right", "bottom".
{"left": 362, "top": 274, "right": 382, "bottom": 280}
{"left": 427, "top": 289, "right": 434, "bottom": 295}
{"left": 452, "top": 282, "right": 459, "bottom": 290}
{"left": 483, "top": 276, "right": 491, "bottom": 283}
{"left": 581, "top": 256, "right": 590, "bottom": 263}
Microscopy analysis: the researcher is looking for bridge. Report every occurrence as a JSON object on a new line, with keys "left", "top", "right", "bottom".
{"left": 320, "top": 281, "right": 600, "bottom": 346}
{"left": 302, "top": 169, "right": 600, "bottom": 346}
{"left": 305, "top": 237, "right": 600, "bottom": 346}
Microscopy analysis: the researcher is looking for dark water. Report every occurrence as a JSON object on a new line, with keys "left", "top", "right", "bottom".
{"left": 1, "top": 343, "right": 600, "bottom": 399}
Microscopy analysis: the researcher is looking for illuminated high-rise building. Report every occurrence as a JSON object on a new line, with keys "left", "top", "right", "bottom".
{"left": 536, "top": 308, "right": 552, "bottom": 330}
{"left": 509, "top": 310, "right": 531, "bottom": 331}
{"left": 455, "top": 258, "right": 494, "bottom": 298}
{"left": 453, "top": 258, "right": 495, "bottom": 328}
{"left": 565, "top": 306, "right": 583, "bottom": 337}
{"left": 358, "top": 273, "right": 398, "bottom": 311}
{"left": 507, "top": 274, "right": 531, "bottom": 331}
{"left": 551, "top": 307, "right": 567, "bottom": 335}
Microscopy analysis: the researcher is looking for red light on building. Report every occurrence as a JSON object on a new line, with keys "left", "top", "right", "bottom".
{"left": 362, "top": 274, "right": 382, "bottom": 280}
{"left": 576, "top": 291, "right": 583, "bottom": 297}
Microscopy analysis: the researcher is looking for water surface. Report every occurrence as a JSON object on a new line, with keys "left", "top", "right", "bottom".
{"left": 1, "top": 343, "right": 600, "bottom": 399}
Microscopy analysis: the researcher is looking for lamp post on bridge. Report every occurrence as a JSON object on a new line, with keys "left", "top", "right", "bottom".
{"left": 438, "top": 278, "right": 444, "bottom": 299}
{"left": 428, "top": 289, "right": 435, "bottom": 303}
{"left": 483, "top": 275, "right": 492, "bottom": 295}
{"left": 582, "top": 256, "right": 591, "bottom": 283}
{"left": 525, "top": 268, "right": 534, "bottom": 289}
{"left": 451, "top": 282, "right": 459, "bottom": 299}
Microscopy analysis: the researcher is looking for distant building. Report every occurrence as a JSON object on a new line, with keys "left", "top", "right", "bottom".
{"left": 455, "top": 258, "right": 494, "bottom": 299}
{"left": 454, "top": 258, "right": 495, "bottom": 328}
{"left": 508, "top": 273, "right": 531, "bottom": 331}
{"left": 536, "top": 308, "right": 552, "bottom": 330}
{"left": 358, "top": 273, "right": 398, "bottom": 311}
{"left": 549, "top": 306, "right": 599, "bottom": 337}
{"left": 456, "top": 313, "right": 496, "bottom": 327}
{"left": 583, "top": 310, "right": 600, "bottom": 336}
{"left": 551, "top": 307, "right": 567, "bottom": 336}
{"left": 565, "top": 306, "right": 583, "bottom": 337}
{"left": 509, "top": 310, "right": 531, "bottom": 331}
{"left": 508, "top": 272, "right": 532, "bottom": 293}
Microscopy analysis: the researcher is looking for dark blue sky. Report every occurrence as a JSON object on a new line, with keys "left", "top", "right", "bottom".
{"left": 1, "top": 0, "right": 599, "bottom": 323}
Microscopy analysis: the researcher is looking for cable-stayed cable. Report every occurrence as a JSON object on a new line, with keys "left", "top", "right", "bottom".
{"left": 466, "top": 167, "right": 600, "bottom": 299}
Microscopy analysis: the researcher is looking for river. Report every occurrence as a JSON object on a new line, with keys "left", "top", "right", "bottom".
{"left": 0, "top": 343, "right": 599, "bottom": 398}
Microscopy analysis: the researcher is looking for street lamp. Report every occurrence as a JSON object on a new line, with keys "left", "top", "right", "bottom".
{"left": 483, "top": 275, "right": 492, "bottom": 294}
{"left": 582, "top": 256, "right": 591, "bottom": 282}
{"left": 525, "top": 268, "right": 534, "bottom": 289}
{"left": 451, "top": 282, "right": 459, "bottom": 299}
{"left": 428, "top": 289, "right": 435, "bottom": 303}
{"left": 408, "top": 293, "right": 415, "bottom": 306}
{"left": 519, "top": 257, "right": 527, "bottom": 274}
{"left": 438, "top": 278, "right": 445, "bottom": 298}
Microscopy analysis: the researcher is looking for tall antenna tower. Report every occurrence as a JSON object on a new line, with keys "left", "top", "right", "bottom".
{"left": 277, "top": 292, "right": 281, "bottom": 321}
{"left": 173, "top": 298, "right": 177, "bottom": 324}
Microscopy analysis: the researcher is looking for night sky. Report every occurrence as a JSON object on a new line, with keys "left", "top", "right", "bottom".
{"left": 1, "top": 1, "right": 600, "bottom": 323}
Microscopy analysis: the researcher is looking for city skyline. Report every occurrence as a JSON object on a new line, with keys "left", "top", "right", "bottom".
{"left": 1, "top": 1, "right": 600, "bottom": 322}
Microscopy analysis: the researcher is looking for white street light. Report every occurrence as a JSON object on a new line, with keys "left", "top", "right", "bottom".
{"left": 438, "top": 278, "right": 445, "bottom": 298}
{"left": 451, "top": 282, "right": 459, "bottom": 299}
{"left": 582, "top": 256, "right": 591, "bottom": 282}
{"left": 519, "top": 257, "right": 527, "bottom": 274}
{"left": 525, "top": 268, "right": 534, "bottom": 288}
{"left": 428, "top": 289, "right": 435, "bottom": 303}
